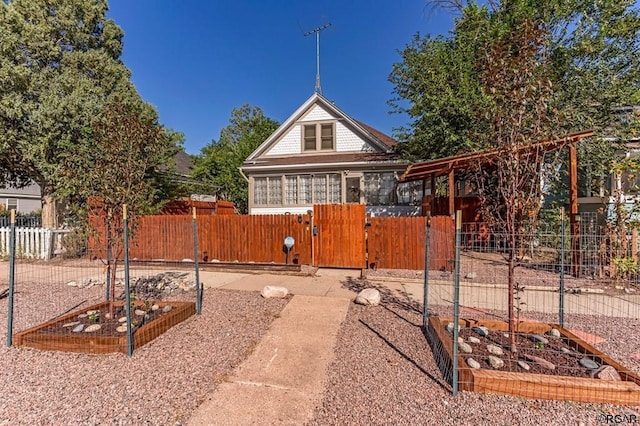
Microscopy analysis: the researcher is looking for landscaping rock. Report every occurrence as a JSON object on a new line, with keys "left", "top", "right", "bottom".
{"left": 118, "top": 316, "right": 127, "bottom": 323}
{"left": 66, "top": 281, "right": 78, "bottom": 287}
{"left": 528, "top": 334, "right": 549, "bottom": 345}
{"left": 134, "top": 309, "right": 146, "bottom": 316}
{"left": 62, "top": 321, "right": 80, "bottom": 328}
{"left": 77, "top": 313, "right": 88, "bottom": 319}
{"left": 592, "top": 365, "right": 621, "bottom": 381}
{"left": 467, "top": 358, "right": 481, "bottom": 369}
{"left": 458, "top": 342, "right": 473, "bottom": 354}
{"left": 446, "top": 323, "right": 460, "bottom": 334}
{"left": 467, "top": 336, "right": 481, "bottom": 344}
{"left": 84, "top": 324, "right": 101, "bottom": 333}
{"left": 517, "top": 360, "right": 531, "bottom": 371}
{"left": 547, "top": 328, "right": 561, "bottom": 338}
{"left": 488, "top": 355, "right": 504, "bottom": 369}
{"left": 72, "top": 324, "right": 85, "bottom": 333}
{"left": 523, "top": 354, "right": 555, "bottom": 371}
{"left": 260, "top": 286, "right": 289, "bottom": 299}
{"left": 487, "top": 344, "right": 504, "bottom": 356}
{"left": 560, "top": 347, "right": 572, "bottom": 354}
{"left": 354, "top": 288, "right": 380, "bottom": 306}
{"left": 464, "top": 272, "right": 477, "bottom": 279}
{"left": 151, "top": 304, "right": 160, "bottom": 311}
{"left": 473, "top": 326, "right": 489, "bottom": 337}
{"left": 162, "top": 305, "right": 173, "bottom": 313}
{"left": 579, "top": 357, "right": 600, "bottom": 370}
{"left": 116, "top": 325, "right": 127, "bottom": 333}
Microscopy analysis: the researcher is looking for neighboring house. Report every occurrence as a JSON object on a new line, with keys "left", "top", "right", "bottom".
{"left": 0, "top": 150, "right": 199, "bottom": 216}
{"left": 241, "top": 93, "right": 421, "bottom": 216}
{"left": 0, "top": 182, "right": 41, "bottom": 214}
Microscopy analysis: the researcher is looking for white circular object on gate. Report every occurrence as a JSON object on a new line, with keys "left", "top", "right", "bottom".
{"left": 284, "top": 236, "right": 295, "bottom": 249}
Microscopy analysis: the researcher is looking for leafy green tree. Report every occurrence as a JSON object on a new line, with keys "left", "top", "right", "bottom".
{"left": 192, "top": 105, "right": 279, "bottom": 213}
{"left": 78, "top": 96, "right": 178, "bottom": 301}
{"left": 0, "top": 0, "right": 139, "bottom": 227}
{"left": 389, "top": 0, "right": 640, "bottom": 162}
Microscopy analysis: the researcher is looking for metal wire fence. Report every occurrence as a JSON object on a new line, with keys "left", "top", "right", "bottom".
{"left": 2, "top": 208, "right": 202, "bottom": 356}
{"left": 423, "top": 211, "right": 640, "bottom": 406}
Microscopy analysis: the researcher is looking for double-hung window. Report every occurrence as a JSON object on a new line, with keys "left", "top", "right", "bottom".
{"left": 302, "top": 123, "right": 335, "bottom": 152}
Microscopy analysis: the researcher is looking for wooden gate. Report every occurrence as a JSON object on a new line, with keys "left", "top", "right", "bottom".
{"left": 314, "top": 204, "right": 366, "bottom": 268}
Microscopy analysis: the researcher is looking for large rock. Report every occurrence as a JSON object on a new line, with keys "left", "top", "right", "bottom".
{"left": 354, "top": 288, "right": 381, "bottom": 306}
{"left": 523, "top": 354, "right": 556, "bottom": 371}
{"left": 591, "top": 365, "right": 621, "bottom": 381}
{"left": 261, "top": 286, "right": 289, "bottom": 299}
{"left": 488, "top": 355, "right": 504, "bottom": 369}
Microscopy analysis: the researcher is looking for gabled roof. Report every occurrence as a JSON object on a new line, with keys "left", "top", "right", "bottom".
{"left": 245, "top": 92, "right": 396, "bottom": 161}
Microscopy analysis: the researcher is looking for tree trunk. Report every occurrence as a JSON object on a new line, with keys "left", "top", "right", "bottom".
{"left": 41, "top": 182, "right": 58, "bottom": 229}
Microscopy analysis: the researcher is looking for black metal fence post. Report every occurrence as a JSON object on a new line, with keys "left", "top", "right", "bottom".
{"left": 422, "top": 213, "right": 431, "bottom": 330}
{"left": 559, "top": 208, "right": 566, "bottom": 328}
{"left": 123, "top": 205, "right": 133, "bottom": 356}
{"left": 452, "top": 210, "right": 462, "bottom": 395}
{"left": 6, "top": 210, "right": 16, "bottom": 347}
{"left": 193, "top": 207, "right": 202, "bottom": 315}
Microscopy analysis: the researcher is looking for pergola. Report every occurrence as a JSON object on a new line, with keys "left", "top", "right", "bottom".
{"left": 399, "top": 130, "right": 595, "bottom": 276}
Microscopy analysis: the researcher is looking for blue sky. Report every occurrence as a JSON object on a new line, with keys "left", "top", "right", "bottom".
{"left": 106, "top": 1, "right": 456, "bottom": 155}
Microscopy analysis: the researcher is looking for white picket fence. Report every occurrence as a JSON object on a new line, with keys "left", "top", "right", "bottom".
{"left": 0, "top": 227, "right": 67, "bottom": 260}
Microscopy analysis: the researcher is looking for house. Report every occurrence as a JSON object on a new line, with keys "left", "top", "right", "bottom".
{"left": 0, "top": 182, "right": 41, "bottom": 214}
{"left": 241, "top": 93, "right": 421, "bottom": 216}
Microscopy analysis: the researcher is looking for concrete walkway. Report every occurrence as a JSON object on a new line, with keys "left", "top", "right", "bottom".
{"left": 187, "top": 294, "right": 350, "bottom": 425}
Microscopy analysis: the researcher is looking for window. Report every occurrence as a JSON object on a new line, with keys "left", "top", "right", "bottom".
{"left": 254, "top": 178, "right": 267, "bottom": 205}
{"left": 302, "top": 122, "right": 335, "bottom": 151}
{"left": 364, "top": 172, "right": 396, "bottom": 205}
{"left": 303, "top": 125, "right": 316, "bottom": 151}
{"left": 397, "top": 181, "right": 423, "bottom": 205}
{"left": 328, "top": 174, "right": 341, "bottom": 203}
{"left": 285, "top": 176, "right": 298, "bottom": 204}
{"left": 7, "top": 198, "right": 18, "bottom": 211}
{"left": 300, "top": 175, "right": 312, "bottom": 204}
{"left": 313, "top": 175, "right": 327, "bottom": 203}
{"left": 346, "top": 177, "right": 361, "bottom": 203}
{"left": 320, "top": 124, "right": 334, "bottom": 150}
{"left": 268, "top": 178, "right": 282, "bottom": 205}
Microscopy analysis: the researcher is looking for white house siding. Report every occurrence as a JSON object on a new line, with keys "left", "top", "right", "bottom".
{"left": 299, "top": 104, "right": 336, "bottom": 122}
{"left": 265, "top": 124, "right": 302, "bottom": 156}
{"left": 335, "top": 122, "right": 376, "bottom": 152}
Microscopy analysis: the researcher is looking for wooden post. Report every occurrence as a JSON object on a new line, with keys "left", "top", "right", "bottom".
{"left": 448, "top": 169, "right": 455, "bottom": 217}
{"left": 632, "top": 228, "right": 638, "bottom": 262}
{"left": 569, "top": 141, "right": 581, "bottom": 277}
{"left": 430, "top": 173, "right": 436, "bottom": 215}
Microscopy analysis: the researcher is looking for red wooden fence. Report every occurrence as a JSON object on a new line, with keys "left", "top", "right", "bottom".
{"left": 368, "top": 215, "right": 454, "bottom": 271}
{"left": 89, "top": 206, "right": 456, "bottom": 270}
{"left": 314, "top": 204, "right": 366, "bottom": 269}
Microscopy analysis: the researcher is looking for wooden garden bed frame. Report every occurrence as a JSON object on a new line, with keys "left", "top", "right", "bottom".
{"left": 428, "top": 316, "right": 640, "bottom": 406}
{"left": 13, "top": 301, "right": 196, "bottom": 354}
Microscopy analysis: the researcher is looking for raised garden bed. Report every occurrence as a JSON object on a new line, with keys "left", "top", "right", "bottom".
{"left": 428, "top": 316, "right": 640, "bottom": 406}
{"left": 13, "top": 300, "right": 195, "bottom": 354}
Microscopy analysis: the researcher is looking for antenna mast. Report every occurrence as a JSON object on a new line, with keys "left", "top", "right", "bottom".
{"left": 304, "top": 23, "right": 331, "bottom": 95}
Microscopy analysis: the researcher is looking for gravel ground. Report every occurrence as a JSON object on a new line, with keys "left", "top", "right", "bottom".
{"left": 309, "top": 281, "right": 640, "bottom": 426}
{"left": 2, "top": 267, "right": 639, "bottom": 425}
{"left": 0, "top": 286, "right": 288, "bottom": 425}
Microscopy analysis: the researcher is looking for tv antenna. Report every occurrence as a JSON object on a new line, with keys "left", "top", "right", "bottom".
{"left": 304, "top": 22, "right": 331, "bottom": 95}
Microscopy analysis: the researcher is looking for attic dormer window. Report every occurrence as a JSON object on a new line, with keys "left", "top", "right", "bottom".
{"left": 302, "top": 123, "right": 335, "bottom": 151}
